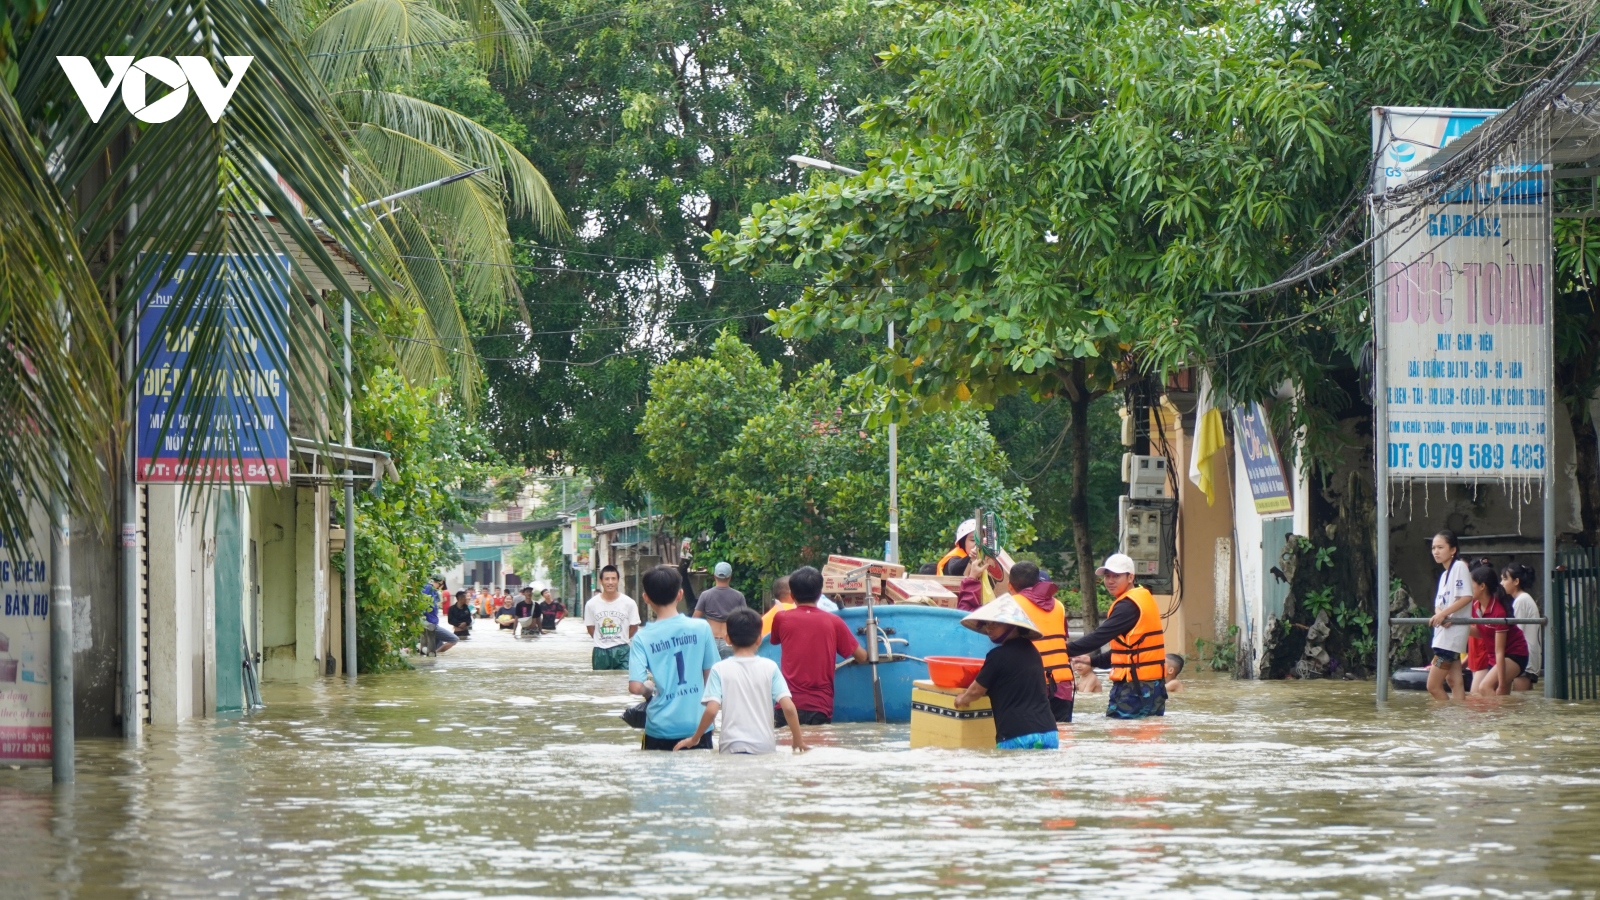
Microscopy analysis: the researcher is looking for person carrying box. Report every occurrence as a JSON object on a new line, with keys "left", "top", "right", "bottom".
{"left": 952, "top": 597, "right": 1059, "bottom": 749}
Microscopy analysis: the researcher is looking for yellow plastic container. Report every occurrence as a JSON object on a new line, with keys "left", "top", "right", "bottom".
{"left": 910, "top": 679, "right": 995, "bottom": 749}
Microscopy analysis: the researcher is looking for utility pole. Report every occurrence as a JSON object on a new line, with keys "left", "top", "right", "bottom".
{"left": 784, "top": 156, "right": 904, "bottom": 563}
{"left": 50, "top": 466, "right": 73, "bottom": 783}
{"left": 343, "top": 297, "right": 357, "bottom": 680}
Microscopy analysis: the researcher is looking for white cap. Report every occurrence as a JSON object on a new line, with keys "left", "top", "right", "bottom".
{"left": 954, "top": 519, "right": 977, "bottom": 543}
{"left": 1096, "top": 553, "right": 1136, "bottom": 576}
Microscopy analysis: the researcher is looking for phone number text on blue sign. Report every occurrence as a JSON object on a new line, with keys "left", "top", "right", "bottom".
{"left": 1386, "top": 442, "right": 1545, "bottom": 471}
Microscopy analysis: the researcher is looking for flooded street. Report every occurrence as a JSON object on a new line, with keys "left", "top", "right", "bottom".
{"left": 3, "top": 622, "right": 1599, "bottom": 898}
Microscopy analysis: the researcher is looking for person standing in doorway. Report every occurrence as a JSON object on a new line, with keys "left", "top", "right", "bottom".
{"left": 769, "top": 566, "right": 868, "bottom": 725}
{"left": 628, "top": 565, "right": 720, "bottom": 750}
{"left": 694, "top": 561, "right": 748, "bottom": 660}
{"left": 1426, "top": 530, "right": 1472, "bottom": 701}
{"left": 585, "top": 565, "right": 640, "bottom": 670}
{"left": 1065, "top": 554, "right": 1165, "bottom": 718}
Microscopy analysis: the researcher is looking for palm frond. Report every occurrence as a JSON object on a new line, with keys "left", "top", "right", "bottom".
{"left": 352, "top": 123, "right": 535, "bottom": 326}
{"left": 14, "top": 0, "right": 401, "bottom": 486}
{"left": 305, "top": 0, "right": 465, "bottom": 88}
{"left": 338, "top": 89, "right": 563, "bottom": 233}
{"left": 447, "top": 0, "right": 538, "bottom": 79}
{"left": 0, "top": 84, "right": 115, "bottom": 552}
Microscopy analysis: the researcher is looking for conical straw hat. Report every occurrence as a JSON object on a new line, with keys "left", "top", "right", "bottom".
{"left": 960, "top": 594, "right": 1042, "bottom": 641}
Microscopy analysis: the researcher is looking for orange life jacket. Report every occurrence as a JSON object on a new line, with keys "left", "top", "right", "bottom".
{"left": 935, "top": 546, "right": 969, "bottom": 576}
{"left": 1016, "top": 595, "right": 1072, "bottom": 689}
{"left": 1108, "top": 586, "right": 1165, "bottom": 683}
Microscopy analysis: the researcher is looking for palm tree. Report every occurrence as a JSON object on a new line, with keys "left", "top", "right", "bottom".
{"left": 284, "top": 0, "right": 565, "bottom": 405}
{"left": 3, "top": 0, "right": 398, "bottom": 548}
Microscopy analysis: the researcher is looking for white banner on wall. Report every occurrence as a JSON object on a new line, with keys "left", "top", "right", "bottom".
{"left": 1374, "top": 107, "right": 1552, "bottom": 479}
{"left": 0, "top": 516, "right": 50, "bottom": 767}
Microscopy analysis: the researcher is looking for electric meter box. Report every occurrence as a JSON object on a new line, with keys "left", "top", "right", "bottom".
{"left": 1121, "top": 453, "right": 1171, "bottom": 499}
{"left": 1117, "top": 496, "right": 1176, "bottom": 594}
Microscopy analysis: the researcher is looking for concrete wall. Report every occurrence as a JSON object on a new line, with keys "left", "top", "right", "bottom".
{"left": 145, "top": 485, "right": 205, "bottom": 725}
{"left": 68, "top": 501, "right": 120, "bottom": 737}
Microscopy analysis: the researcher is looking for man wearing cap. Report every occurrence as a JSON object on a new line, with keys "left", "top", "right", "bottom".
{"left": 694, "top": 561, "right": 748, "bottom": 660}
{"left": 936, "top": 519, "right": 978, "bottom": 576}
{"left": 953, "top": 597, "right": 1059, "bottom": 749}
{"left": 1065, "top": 553, "right": 1168, "bottom": 719}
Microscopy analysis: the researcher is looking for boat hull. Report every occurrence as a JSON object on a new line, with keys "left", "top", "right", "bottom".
{"left": 758, "top": 605, "right": 993, "bottom": 722}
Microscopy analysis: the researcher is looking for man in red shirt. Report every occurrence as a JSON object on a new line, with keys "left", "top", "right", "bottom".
{"left": 770, "top": 566, "right": 868, "bottom": 725}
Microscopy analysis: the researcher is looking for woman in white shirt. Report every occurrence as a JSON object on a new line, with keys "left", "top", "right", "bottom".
{"left": 1426, "top": 530, "right": 1473, "bottom": 701}
{"left": 1501, "top": 563, "right": 1543, "bottom": 692}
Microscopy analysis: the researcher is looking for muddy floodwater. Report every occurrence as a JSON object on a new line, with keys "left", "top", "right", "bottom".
{"left": 3, "top": 622, "right": 1600, "bottom": 898}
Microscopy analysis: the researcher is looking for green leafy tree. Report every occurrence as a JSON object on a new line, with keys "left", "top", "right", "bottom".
{"left": 279, "top": 2, "right": 566, "bottom": 404}
{"left": 341, "top": 369, "right": 506, "bottom": 671}
{"left": 639, "top": 333, "right": 1033, "bottom": 580}
{"left": 710, "top": 0, "right": 1361, "bottom": 619}
{"left": 475, "top": 0, "right": 902, "bottom": 502}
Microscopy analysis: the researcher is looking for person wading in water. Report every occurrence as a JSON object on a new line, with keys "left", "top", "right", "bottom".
{"left": 1065, "top": 553, "right": 1167, "bottom": 719}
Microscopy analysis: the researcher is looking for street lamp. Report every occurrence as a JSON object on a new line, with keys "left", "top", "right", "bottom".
{"left": 786, "top": 154, "right": 862, "bottom": 177}
{"left": 787, "top": 154, "right": 898, "bottom": 564}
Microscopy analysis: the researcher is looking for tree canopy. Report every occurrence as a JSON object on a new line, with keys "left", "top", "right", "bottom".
{"left": 638, "top": 332, "right": 1033, "bottom": 579}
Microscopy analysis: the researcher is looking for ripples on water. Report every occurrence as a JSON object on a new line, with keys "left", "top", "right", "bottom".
{"left": 2, "top": 622, "right": 1599, "bottom": 898}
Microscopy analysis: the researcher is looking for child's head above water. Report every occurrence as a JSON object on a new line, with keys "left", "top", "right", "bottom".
{"left": 1165, "top": 653, "right": 1185, "bottom": 680}
{"left": 725, "top": 607, "right": 763, "bottom": 649}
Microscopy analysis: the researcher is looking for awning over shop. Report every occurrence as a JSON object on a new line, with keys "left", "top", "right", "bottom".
{"left": 288, "top": 438, "right": 398, "bottom": 487}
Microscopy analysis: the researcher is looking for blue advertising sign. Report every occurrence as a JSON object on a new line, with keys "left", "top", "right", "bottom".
{"left": 135, "top": 254, "right": 291, "bottom": 483}
{"left": 1231, "top": 402, "right": 1292, "bottom": 515}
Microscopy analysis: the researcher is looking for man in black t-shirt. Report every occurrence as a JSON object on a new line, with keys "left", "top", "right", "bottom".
{"left": 538, "top": 589, "right": 560, "bottom": 630}
{"left": 953, "top": 596, "right": 1059, "bottom": 749}
{"left": 447, "top": 591, "right": 475, "bottom": 637}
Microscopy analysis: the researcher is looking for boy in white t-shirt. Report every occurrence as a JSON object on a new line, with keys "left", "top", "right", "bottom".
{"left": 1426, "top": 530, "right": 1472, "bottom": 701}
{"left": 585, "top": 565, "right": 641, "bottom": 670}
{"left": 676, "top": 608, "right": 808, "bottom": 754}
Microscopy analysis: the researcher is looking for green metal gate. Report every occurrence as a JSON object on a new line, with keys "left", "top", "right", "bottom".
{"left": 1553, "top": 547, "right": 1600, "bottom": 700}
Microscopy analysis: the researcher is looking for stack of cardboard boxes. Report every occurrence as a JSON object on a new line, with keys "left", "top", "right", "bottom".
{"left": 819, "top": 553, "right": 961, "bottom": 608}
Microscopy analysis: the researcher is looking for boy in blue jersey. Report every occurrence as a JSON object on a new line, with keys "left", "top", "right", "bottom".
{"left": 628, "top": 565, "right": 721, "bottom": 750}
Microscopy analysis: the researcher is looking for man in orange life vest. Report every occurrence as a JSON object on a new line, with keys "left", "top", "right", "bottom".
{"left": 1065, "top": 553, "right": 1167, "bottom": 719}
{"left": 1005, "top": 561, "right": 1075, "bottom": 723}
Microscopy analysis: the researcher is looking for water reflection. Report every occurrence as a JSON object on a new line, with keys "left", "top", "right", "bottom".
{"left": 2, "top": 622, "right": 1598, "bottom": 898}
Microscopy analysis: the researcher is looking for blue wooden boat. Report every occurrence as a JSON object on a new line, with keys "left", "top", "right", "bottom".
{"left": 759, "top": 605, "right": 993, "bottom": 723}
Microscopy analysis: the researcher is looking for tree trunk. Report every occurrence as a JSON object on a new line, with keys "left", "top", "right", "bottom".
{"left": 1065, "top": 360, "right": 1100, "bottom": 630}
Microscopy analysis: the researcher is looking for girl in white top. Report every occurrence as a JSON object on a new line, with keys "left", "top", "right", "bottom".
{"left": 1502, "top": 562, "right": 1543, "bottom": 692}
{"left": 1426, "top": 530, "right": 1473, "bottom": 701}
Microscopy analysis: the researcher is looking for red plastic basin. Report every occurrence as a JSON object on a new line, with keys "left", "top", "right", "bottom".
{"left": 925, "top": 655, "right": 984, "bottom": 689}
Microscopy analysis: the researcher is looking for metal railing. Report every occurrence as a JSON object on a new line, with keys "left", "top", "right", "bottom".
{"left": 1553, "top": 547, "right": 1600, "bottom": 700}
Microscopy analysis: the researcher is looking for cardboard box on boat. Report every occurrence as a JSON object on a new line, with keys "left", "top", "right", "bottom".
{"left": 907, "top": 573, "right": 966, "bottom": 592}
{"left": 885, "top": 577, "right": 957, "bottom": 608}
{"left": 826, "top": 554, "right": 906, "bottom": 581}
{"left": 822, "top": 572, "right": 880, "bottom": 597}
{"left": 910, "top": 679, "right": 994, "bottom": 749}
